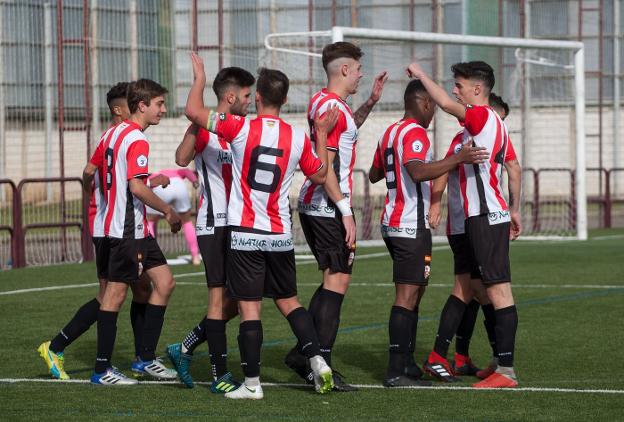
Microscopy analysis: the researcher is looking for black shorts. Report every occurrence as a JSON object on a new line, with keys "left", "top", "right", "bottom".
{"left": 226, "top": 227, "right": 297, "bottom": 301}
{"left": 108, "top": 236, "right": 167, "bottom": 283}
{"left": 447, "top": 233, "right": 481, "bottom": 278}
{"left": 299, "top": 213, "right": 354, "bottom": 274}
{"left": 93, "top": 237, "right": 110, "bottom": 280}
{"left": 197, "top": 227, "right": 228, "bottom": 287}
{"left": 465, "top": 214, "right": 511, "bottom": 284}
{"left": 383, "top": 229, "right": 432, "bottom": 285}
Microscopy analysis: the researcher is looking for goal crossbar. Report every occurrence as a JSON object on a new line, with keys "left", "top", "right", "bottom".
{"left": 264, "top": 27, "right": 587, "bottom": 240}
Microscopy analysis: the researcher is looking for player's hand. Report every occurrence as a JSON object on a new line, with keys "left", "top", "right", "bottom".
{"left": 368, "top": 71, "right": 389, "bottom": 104}
{"left": 342, "top": 215, "right": 356, "bottom": 249}
{"left": 314, "top": 104, "right": 339, "bottom": 135}
{"left": 428, "top": 202, "right": 441, "bottom": 229}
{"left": 457, "top": 144, "right": 489, "bottom": 164}
{"left": 510, "top": 210, "right": 522, "bottom": 241}
{"left": 190, "top": 52, "right": 206, "bottom": 82}
{"left": 150, "top": 174, "right": 170, "bottom": 188}
{"left": 165, "top": 207, "right": 182, "bottom": 233}
{"left": 406, "top": 62, "right": 425, "bottom": 79}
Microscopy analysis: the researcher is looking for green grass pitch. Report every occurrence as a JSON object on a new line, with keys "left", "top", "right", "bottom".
{"left": 1, "top": 229, "right": 623, "bottom": 421}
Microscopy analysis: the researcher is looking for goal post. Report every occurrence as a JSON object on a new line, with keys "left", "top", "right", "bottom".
{"left": 264, "top": 27, "right": 587, "bottom": 241}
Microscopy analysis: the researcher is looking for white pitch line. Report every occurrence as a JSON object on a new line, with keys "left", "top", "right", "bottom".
{"left": 0, "top": 378, "right": 622, "bottom": 395}
{"left": 0, "top": 283, "right": 99, "bottom": 296}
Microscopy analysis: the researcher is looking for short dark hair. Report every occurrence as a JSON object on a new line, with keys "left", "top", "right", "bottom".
{"left": 127, "top": 79, "right": 168, "bottom": 114}
{"left": 106, "top": 82, "right": 129, "bottom": 112}
{"left": 489, "top": 92, "right": 509, "bottom": 118}
{"left": 212, "top": 67, "right": 256, "bottom": 100}
{"left": 404, "top": 79, "right": 427, "bottom": 104}
{"left": 322, "top": 41, "right": 363, "bottom": 71}
{"left": 451, "top": 61, "right": 495, "bottom": 92}
{"left": 256, "top": 68, "right": 289, "bottom": 108}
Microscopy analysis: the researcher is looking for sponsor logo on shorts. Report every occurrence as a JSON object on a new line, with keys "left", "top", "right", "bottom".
{"left": 196, "top": 226, "right": 215, "bottom": 235}
{"left": 298, "top": 202, "right": 336, "bottom": 217}
{"left": 381, "top": 225, "right": 420, "bottom": 239}
{"left": 424, "top": 255, "right": 431, "bottom": 280}
{"left": 230, "top": 231, "right": 294, "bottom": 252}
{"left": 488, "top": 210, "right": 511, "bottom": 225}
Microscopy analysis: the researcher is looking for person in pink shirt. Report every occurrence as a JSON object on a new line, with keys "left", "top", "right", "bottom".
{"left": 147, "top": 168, "right": 201, "bottom": 265}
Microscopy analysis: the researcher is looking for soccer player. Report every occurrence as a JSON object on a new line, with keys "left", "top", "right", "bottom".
{"left": 185, "top": 52, "right": 336, "bottom": 399}
{"left": 408, "top": 60, "right": 522, "bottom": 388}
{"left": 427, "top": 92, "right": 521, "bottom": 380}
{"left": 90, "top": 79, "right": 182, "bottom": 385}
{"left": 368, "top": 79, "right": 488, "bottom": 387}
{"left": 166, "top": 66, "right": 255, "bottom": 393}
{"left": 290, "top": 41, "right": 388, "bottom": 391}
{"left": 37, "top": 83, "right": 161, "bottom": 380}
{"left": 146, "top": 168, "right": 200, "bottom": 264}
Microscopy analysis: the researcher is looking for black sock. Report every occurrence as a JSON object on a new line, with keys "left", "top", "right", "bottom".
{"left": 139, "top": 304, "right": 167, "bottom": 361}
{"left": 387, "top": 306, "right": 412, "bottom": 378}
{"left": 309, "top": 288, "right": 344, "bottom": 367}
{"left": 296, "top": 285, "right": 324, "bottom": 352}
{"left": 205, "top": 318, "right": 228, "bottom": 379}
{"left": 130, "top": 301, "right": 147, "bottom": 358}
{"left": 406, "top": 306, "right": 419, "bottom": 367}
{"left": 287, "top": 307, "right": 321, "bottom": 358}
{"left": 238, "top": 320, "right": 262, "bottom": 378}
{"left": 481, "top": 303, "right": 498, "bottom": 357}
{"left": 50, "top": 298, "right": 100, "bottom": 353}
{"left": 182, "top": 316, "right": 207, "bottom": 355}
{"left": 95, "top": 310, "right": 118, "bottom": 374}
{"left": 495, "top": 305, "right": 518, "bottom": 367}
{"left": 433, "top": 295, "right": 467, "bottom": 359}
{"left": 455, "top": 299, "right": 480, "bottom": 356}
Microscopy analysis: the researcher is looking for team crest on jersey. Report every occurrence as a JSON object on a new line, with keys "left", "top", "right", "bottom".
{"left": 412, "top": 140, "right": 423, "bottom": 153}
{"left": 266, "top": 120, "right": 275, "bottom": 127}
{"left": 136, "top": 155, "right": 148, "bottom": 167}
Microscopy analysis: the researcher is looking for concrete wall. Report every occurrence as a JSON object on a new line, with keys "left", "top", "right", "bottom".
{"left": 2, "top": 105, "right": 623, "bottom": 201}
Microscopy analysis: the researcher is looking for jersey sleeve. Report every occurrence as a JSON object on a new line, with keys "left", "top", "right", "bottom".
{"left": 372, "top": 142, "right": 383, "bottom": 170}
{"left": 299, "top": 134, "right": 323, "bottom": 176}
{"left": 195, "top": 127, "right": 210, "bottom": 154}
{"left": 89, "top": 141, "right": 104, "bottom": 167}
{"left": 126, "top": 140, "right": 150, "bottom": 179}
{"left": 464, "top": 105, "right": 490, "bottom": 136}
{"left": 206, "top": 111, "right": 246, "bottom": 142}
{"left": 445, "top": 133, "right": 463, "bottom": 159}
{"left": 325, "top": 110, "right": 347, "bottom": 151}
{"left": 505, "top": 138, "right": 517, "bottom": 162}
{"left": 401, "top": 127, "right": 431, "bottom": 164}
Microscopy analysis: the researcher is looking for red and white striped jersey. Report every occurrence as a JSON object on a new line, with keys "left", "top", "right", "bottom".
{"left": 88, "top": 131, "right": 112, "bottom": 238}
{"left": 95, "top": 120, "right": 151, "bottom": 239}
{"left": 206, "top": 112, "right": 323, "bottom": 234}
{"left": 445, "top": 130, "right": 518, "bottom": 235}
{"left": 446, "top": 106, "right": 514, "bottom": 229}
{"left": 298, "top": 89, "right": 358, "bottom": 217}
{"left": 372, "top": 119, "right": 433, "bottom": 234}
{"left": 193, "top": 126, "right": 232, "bottom": 235}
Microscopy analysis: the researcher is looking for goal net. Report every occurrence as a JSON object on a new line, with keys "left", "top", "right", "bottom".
{"left": 263, "top": 27, "right": 587, "bottom": 241}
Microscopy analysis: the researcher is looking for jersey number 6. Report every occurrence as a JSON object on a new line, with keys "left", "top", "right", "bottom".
{"left": 247, "top": 146, "right": 283, "bottom": 194}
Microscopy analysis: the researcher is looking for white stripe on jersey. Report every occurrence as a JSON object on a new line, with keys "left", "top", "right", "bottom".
{"left": 446, "top": 132, "right": 466, "bottom": 236}
{"left": 461, "top": 107, "right": 510, "bottom": 221}
{"left": 91, "top": 168, "right": 106, "bottom": 237}
{"left": 227, "top": 116, "right": 312, "bottom": 234}
{"left": 194, "top": 131, "right": 231, "bottom": 234}
{"left": 103, "top": 122, "right": 149, "bottom": 239}
{"left": 299, "top": 89, "right": 358, "bottom": 216}
{"left": 379, "top": 121, "right": 432, "bottom": 230}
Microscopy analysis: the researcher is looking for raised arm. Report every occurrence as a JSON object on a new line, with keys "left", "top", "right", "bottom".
{"left": 176, "top": 124, "right": 200, "bottom": 167}
{"left": 353, "top": 71, "right": 389, "bottom": 128}
{"left": 406, "top": 62, "right": 466, "bottom": 121}
{"left": 184, "top": 53, "right": 211, "bottom": 129}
